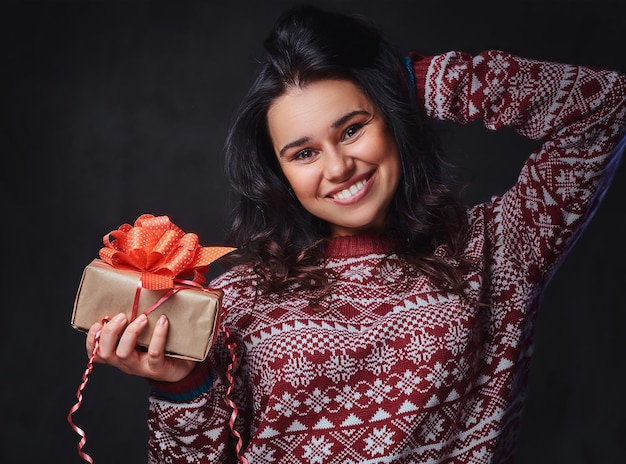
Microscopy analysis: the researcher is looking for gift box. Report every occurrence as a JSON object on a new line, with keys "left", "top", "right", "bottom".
{"left": 70, "top": 214, "right": 235, "bottom": 362}
{"left": 72, "top": 258, "right": 224, "bottom": 361}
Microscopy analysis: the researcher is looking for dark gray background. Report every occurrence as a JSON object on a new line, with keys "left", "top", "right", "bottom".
{"left": 2, "top": 1, "right": 625, "bottom": 463}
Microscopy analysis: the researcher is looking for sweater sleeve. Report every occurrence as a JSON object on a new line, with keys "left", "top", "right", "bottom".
{"left": 146, "top": 331, "right": 238, "bottom": 463}
{"left": 409, "top": 50, "right": 626, "bottom": 278}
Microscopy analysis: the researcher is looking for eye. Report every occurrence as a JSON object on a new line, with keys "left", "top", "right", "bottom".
{"left": 293, "top": 148, "right": 315, "bottom": 160}
{"left": 343, "top": 123, "right": 363, "bottom": 140}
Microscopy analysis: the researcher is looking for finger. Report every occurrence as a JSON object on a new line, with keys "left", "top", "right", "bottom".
{"left": 116, "top": 313, "right": 149, "bottom": 359}
{"left": 97, "top": 313, "right": 128, "bottom": 359}
{"left": 86, "top": 321, "right": 103, "bottom": 358}
{"left": 147, "top": 315, "right": 169, "bottom": 369}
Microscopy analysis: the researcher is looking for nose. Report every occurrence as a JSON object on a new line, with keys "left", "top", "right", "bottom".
{"left": 323, "top": 146, "right": 355, "bottom": 182}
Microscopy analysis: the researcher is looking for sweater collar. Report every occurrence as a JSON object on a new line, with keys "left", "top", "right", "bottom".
{"left": 325, "top": 234, "right": 394, "bottom": 258}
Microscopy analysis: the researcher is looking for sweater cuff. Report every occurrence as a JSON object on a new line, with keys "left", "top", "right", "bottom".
{"left": 147, "top": 360, "right": 214, "bottom": 402}
{"left": 406, "top": 51, "right": 434, "bottom": 108}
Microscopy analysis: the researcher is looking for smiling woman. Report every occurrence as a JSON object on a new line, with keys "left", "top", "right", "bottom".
{"left": 80, "top": 3, "right": 626, "bottom": 464}
{"left": 268, "top": 79, "right": 401, "bottom": 237}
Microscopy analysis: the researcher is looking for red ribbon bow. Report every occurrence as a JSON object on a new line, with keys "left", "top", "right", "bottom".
{"left": 99, "top": 213, "right": 235, "bottom": 290}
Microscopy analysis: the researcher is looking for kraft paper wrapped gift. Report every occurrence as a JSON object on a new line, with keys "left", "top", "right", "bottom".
{"left": 70, "top": 214, "right": 235, "bottom": 362}
{"left": 72, "top": 259, "right": 224, "bottom": 361}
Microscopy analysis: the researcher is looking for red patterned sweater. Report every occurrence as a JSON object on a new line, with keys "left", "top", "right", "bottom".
{"left": 147, "top": 51, "right": 626, "bottom": 463}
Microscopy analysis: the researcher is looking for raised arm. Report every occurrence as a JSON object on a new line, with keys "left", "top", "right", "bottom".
{"left": 409, "top": 50, "right": 626, "bottom": 277}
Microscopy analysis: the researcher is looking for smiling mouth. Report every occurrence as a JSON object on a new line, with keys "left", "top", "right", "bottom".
{"left": 331, "top": 176, "right": 369, "bottom": 200}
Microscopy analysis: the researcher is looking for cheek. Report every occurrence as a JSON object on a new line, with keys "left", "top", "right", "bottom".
{"left": 362, "top": 127, "right": 398, "bottom": 163}
{"left": 379, "top": 140, "right": 402, "bottom": 189}
{"left": 281, "top": 166, "right": 319, "bottom": 198}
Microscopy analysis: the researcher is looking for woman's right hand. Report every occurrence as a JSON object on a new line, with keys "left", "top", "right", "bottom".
{"left": 86, "top": 312, "right": 196, "bottom": 382}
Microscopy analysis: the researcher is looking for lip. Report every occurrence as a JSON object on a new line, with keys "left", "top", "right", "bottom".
{"left": 326, "top": 172, "right": 375, "bottom": 204}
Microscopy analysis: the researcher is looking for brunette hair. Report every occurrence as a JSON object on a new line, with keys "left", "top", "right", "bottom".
{"left": 223, "top": 4, "right": 472, "bottom": 300}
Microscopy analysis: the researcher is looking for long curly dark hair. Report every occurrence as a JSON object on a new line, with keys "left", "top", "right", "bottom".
{"left": 223, "top": 4, "right": 473, "bottom": 303}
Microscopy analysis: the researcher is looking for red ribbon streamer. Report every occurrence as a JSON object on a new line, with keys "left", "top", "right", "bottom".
{"left": 67, "top": 317, "right": 110, "bottom": 464}
{"left": 224, "top": 326, "right": 250, "bottom": 464}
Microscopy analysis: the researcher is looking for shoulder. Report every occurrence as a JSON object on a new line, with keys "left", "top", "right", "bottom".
{"left": 210, "top": 264, "right": 256, "bottom": 290}
{"left": 208, "top": 264, "right": 262, "bottom": 311}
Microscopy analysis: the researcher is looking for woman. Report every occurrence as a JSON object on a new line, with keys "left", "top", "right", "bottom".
{"left": 86, "top": 4, "right": 626, "bottom": 463}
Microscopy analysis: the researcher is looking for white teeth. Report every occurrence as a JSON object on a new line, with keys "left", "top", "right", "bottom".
{"left": 333, "top": 179, "right": 366, "bottom": 200}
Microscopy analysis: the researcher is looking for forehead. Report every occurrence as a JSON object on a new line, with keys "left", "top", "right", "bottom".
{"left": 266, "top": 79, "right": 374, "bottom": 141}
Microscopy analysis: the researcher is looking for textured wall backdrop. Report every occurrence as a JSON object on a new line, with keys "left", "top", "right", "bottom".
{"left": 2, "top": 1, "right": 625, "bottom": 463}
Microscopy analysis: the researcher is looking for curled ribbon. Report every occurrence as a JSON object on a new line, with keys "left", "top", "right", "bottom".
{"left": 67, "top": 316, "right": 110, "bottom": 464}
{"left": 68, "top": 214, "right": 236, "bottom": 462}
{"left": 224, "top": 327, "right": 250, "bottom": 464}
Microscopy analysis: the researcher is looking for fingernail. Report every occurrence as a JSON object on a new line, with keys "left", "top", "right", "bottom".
{"left": 112, "top": 313, "right": 126, "bottom": 322}
{"left": 158, "top": 315, "right": 167, "bottom": 326}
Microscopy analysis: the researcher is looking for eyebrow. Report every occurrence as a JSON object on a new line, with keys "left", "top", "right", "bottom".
{"left": 278, "top": 136, "right": 312, "bottom": 157}
{"left": 278, "top": 109, "right": 371, "bottom": 156}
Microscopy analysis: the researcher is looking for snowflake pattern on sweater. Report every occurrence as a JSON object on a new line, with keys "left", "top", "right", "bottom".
{"left": 147, "top": 51, "right": 626, "bottom": 463}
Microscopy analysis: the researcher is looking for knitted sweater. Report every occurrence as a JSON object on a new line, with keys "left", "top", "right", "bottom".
{"left": 147, "top": 51, "right": 626, "bottom": 463}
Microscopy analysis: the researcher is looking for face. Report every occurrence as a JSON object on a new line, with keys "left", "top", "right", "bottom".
{"left": 267, "top": 79, "right": 401, "bottom": 236}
